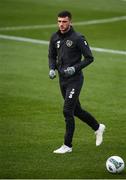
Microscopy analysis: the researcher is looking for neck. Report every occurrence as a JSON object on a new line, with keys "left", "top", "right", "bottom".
{"left": 60, "top": 26, "right": 71, "bottom": 34}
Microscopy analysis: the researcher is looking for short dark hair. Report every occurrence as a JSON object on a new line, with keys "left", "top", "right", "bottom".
{"left": 58, "top": 10, "right": 72, "bottom": 20}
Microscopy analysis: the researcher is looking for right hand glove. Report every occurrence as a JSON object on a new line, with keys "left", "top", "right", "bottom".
{"left": 49, "top": 69, "right": 56, "bottom": 79}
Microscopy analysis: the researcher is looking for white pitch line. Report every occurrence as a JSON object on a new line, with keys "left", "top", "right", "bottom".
{"left": 73, "top": 15, "right": 126, "bottom": 26}
{"left": 0, "top": 16, "right": 126, "bottom": 31}
{"left": 0, "top": 24, "right": 57, "bottom": 31}
{"left": 91, "top": 47, "right": 126, "bottom": 55}
{"left": 0, "top": 34, "right": 49, "bottom": 45}
{"left": 0, "top": 34, "right": 126, "bottom": 55}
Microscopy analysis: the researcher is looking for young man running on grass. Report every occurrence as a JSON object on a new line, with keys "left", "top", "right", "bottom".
{"left": 48, "top": 10, "right": 106, "bottom": 154}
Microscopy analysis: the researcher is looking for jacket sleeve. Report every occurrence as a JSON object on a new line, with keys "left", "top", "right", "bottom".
{"left": 74, "top": 35, "right": 94, "bottom": 72}
{"left": 48, "top": 35, "right": 57, "bottom": 70}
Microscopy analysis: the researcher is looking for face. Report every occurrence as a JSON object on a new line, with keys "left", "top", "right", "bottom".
{"left": 58, "top": 16, "right": 71, "bottom": 33}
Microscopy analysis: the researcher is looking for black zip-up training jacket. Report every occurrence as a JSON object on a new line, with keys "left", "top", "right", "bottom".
{"left": 48, "top": 26, "right": 94, "bottom": 78}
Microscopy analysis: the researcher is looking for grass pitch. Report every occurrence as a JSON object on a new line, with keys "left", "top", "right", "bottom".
{"left": 0, "top": 0, "right": 126, "bottom": 179}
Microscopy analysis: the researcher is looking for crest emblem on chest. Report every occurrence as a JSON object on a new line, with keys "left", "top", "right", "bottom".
{"left": 66, "top": 40, "right": 73, "bottom": 47}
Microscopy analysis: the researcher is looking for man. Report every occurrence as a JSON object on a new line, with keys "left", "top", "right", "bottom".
{"left": 48, "top": 10, "right": 105, "bottom": 154}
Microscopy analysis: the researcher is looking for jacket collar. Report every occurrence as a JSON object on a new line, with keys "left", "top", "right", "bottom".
{"left": 57, "top": 26, "right": 74, "bottom": 38}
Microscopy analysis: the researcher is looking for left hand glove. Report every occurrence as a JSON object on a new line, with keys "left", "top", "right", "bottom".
{"left": 64, "top": 66, "right": 75, "bottom": 76}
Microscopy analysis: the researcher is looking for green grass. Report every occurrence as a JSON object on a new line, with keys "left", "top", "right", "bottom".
{"left": 0, "top": 0, "right": 126, "bottom": 179}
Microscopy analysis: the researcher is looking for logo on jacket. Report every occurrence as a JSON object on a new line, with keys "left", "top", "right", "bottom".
{"left": 69, "top": 88, "right": 75, "bottom": 99}
{"left": 56, "top": 41, "right": 60, "bottom": 48}
{"left": 66, "top": 40, "right": 73, "bottom": 47}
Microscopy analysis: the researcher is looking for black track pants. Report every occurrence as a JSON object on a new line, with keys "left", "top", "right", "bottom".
{"left": 59, "top": 75, "right": 99, "bottom": 147}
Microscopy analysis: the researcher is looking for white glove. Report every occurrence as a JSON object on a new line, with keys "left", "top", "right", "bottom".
{"left": 64, "top": 67, "right": 75, "bottom": 76}
{"left": 49, "top": 69, "right": 56, "bottom": 79}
